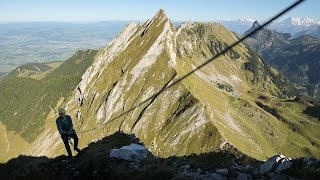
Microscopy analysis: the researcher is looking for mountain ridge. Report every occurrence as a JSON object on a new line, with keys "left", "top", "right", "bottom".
{"left": 244, "top": 21, "right": 320, "bottom": 101}
{"left": 1, "top": 10, "right": 320, "bottom": 163}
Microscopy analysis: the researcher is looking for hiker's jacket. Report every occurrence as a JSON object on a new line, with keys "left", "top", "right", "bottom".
{"left": 56, "top": 115, "right": 74, "bottom": 135}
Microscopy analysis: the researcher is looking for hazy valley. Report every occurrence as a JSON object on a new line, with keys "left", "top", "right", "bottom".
{"left": 0, "top": 21, "right": 128, "bottom": 76}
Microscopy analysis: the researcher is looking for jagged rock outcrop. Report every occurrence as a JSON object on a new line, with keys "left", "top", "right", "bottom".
{"left": 258, "top": 154, "right": 292, "bottom": 174}
{"left": 110, "top": 143, "right": 149, "bottom": 162}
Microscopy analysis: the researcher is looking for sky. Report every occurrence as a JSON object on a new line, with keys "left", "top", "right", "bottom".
{"left": 0, "top": 0, "right": 319, "bottom": 22}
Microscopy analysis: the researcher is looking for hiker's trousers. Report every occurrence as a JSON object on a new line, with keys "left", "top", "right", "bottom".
{"left": 61, "top": 132, "right": 79, "bottom": 156}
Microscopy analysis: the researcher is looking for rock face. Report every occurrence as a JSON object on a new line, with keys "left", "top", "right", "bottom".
{"left": 110, "top": 143, "right": 149, "bottom": 162}
{"left": 23, "top": 9, "right": 320, "bottom": 162}
{"left": 258, "top": 154, "right": 292, "bottom": 174}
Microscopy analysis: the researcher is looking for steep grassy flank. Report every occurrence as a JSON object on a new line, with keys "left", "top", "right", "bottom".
{"left": 0, "top": 121, "right": 29, "bottom": 163}
{"left": 0, "top": 121, "right": 10, "bottom": 162}
{"left": 0, "top": 49, "right": 98, "bottom": 142}
{"left": 250, "top": 92, "right": 320, "bottom": 156}
{"left": 175, "top": 22, "right": 320, "bottom": 160}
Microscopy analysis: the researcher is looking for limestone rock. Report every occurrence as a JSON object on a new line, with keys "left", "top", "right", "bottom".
{"left": 110, "top": 143, "right": 149, "bottom": 162}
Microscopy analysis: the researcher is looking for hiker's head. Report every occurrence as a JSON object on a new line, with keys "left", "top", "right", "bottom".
{"left": 58, "top": 108, "right": 66, "bottom": 117}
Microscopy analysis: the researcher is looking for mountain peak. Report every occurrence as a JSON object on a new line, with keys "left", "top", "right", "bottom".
{"left": 283, "top": 16, "right": 320, "bottom": 26}
{"left": 154, "top": 9, "right": 168, "bottom": 20}
{"left": 252, "top": 21, "right": 261, "bottom": 29}
{"left": 158, "top": 9, "right": 166, "bottom": 14}
{"left": 244, "top": 21, "right": 262, "bottom": 35}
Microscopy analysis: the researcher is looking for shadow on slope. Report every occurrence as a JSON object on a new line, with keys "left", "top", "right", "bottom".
{"left": 0, "top": 132, "right": 256, "bottom": 179}
{"left": 0, "top": 132, "right": 318, "bottom": 179}
{"left": 303, "top": 104, "right": 320, "bottom": 120}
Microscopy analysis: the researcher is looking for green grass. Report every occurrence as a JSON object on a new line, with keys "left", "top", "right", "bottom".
{"left": 0, "top": 49, "right": 98, "bottom": 142}
{"left": 173, "top": 22, "right": 320, "bottom": 160}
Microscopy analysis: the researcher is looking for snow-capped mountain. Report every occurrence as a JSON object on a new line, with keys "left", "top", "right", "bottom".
{"left": 237, "top": 18, "right": 258, "bottom": 24}
{"left": 282, "top": 17, "right": 320, "bottom": 26}
{"left": 218, "top": 17, "right": 320, "bottom": 35}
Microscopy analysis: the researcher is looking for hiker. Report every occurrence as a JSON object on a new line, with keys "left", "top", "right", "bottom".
{"left": 56, "top": 108, "right": 81, "bottom": 157}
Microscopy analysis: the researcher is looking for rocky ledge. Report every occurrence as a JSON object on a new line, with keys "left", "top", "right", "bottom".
{"left": 0, "top": 132, "right": 319, "bottom": 179}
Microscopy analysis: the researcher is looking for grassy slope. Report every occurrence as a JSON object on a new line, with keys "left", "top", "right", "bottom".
{"left": 175, "top": 22, "right": 320, "bottom": 160}
{"left": 0, "top": 49, "right": 98, "bottom": 144}
{"left": 0, "top": 121, "right": 28, "bottom": 163}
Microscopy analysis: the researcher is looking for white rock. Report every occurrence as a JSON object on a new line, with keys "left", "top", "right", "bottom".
{"left": 259, "top": 154, "right": 292, "bottom": 174}
{"left": 259, "top": 154, "right": 281, "bottom": 174}
{"left": 110, "top": 143, "right": 149, "bottom": 162}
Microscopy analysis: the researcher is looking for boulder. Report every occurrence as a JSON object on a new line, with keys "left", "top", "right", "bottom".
{"left": 216, "top": 168, "right": 229, "bottom": 175}
{"left": 275, "top": 160, "right": 292, "bottom": 172}
{"left": 259, "top": 154, "right": 292, "bottom": 174}
{"left": 110, "top": 143, "right": 149, "bottom": 162}
{"left": 302, "top": 157, "right": 320, "bottom": 168}
{"left": 244, "top": 165, "right": 255, "bottom": 173}
{"left": 259, "top": 156, "right": 279, "bottom": 174}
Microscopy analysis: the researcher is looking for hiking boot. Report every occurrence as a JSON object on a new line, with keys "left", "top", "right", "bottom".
{"left": 74, "top": 148, "right": 82, "bottom": 153}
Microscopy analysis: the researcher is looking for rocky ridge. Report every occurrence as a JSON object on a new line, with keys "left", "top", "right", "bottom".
{"left": 22, "top": 9, "right": 320, "bottom": 162}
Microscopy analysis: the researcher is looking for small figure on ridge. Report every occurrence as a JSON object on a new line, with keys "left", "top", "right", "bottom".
{"left": 56, "top": 108, "right": 81, "bottom": 158}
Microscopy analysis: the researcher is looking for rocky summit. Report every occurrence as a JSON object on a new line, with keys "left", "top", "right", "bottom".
{"left": 0, "top": 9, "right": 320, "bottom": 179}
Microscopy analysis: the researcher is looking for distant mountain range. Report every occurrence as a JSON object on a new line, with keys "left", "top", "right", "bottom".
{"left": 295, "top": 25, "right": 320, "bottom": 38}
{"left": 1, "top": 17, "right": 319, "bottom": 80}
{"left": 244, "top": 21, "right": 320, "bottom": 101}
{"left": 218, "top": 17, "right": 320, "bottom": 36}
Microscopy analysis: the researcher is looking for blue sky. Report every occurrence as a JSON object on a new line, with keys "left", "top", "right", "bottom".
{"left": 0, "top": 0, "right": 319, "bottom": 22}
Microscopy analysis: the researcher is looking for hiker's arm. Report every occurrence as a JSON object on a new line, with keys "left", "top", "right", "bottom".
{"left": 70, "top": 117, "right": 74, "bottom": 130}
{"left": 68, "top": 116, "right": 75, "bottom": 133}
{"left": 56, "top": 120, "right": 65, "bottom": 134}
